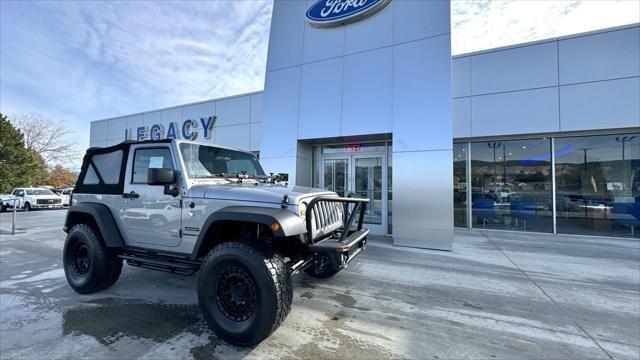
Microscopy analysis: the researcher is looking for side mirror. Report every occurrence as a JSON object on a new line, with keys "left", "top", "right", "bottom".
{"left": 148, "top": 168, "right": 175, "bottom": 185}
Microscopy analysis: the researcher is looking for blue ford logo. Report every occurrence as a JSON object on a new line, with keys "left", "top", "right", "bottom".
{"left": 306, "top": 0, "right": 391, "bottom": 28}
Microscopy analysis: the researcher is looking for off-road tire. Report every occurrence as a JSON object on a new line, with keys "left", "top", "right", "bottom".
{"left": 304, "top": 254, "right": 343, "bottom": 278}
{"left": 0, "top": 204, "right": 6, "bottom": 212}
{"left": 63, "top": 223, "right": 123, "bottom": 294}
{"left": 198, "top": 241, "right": 292, "bottom": 346}
{"left": 23, "top": 202, "right": 31, "bottom": 212}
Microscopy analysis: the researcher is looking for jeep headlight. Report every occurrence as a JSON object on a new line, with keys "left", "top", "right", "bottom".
{"left": 298, "top": 201, "right": 308, "bottom": 218}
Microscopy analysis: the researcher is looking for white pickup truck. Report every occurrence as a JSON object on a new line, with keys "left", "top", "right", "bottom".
{"left": 1, "top": 187, "right": 64, "bottom": 212}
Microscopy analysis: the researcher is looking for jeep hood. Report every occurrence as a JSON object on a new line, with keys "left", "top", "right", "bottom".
{"left": 189, "top": 184, "right": 336, "bottom": 205}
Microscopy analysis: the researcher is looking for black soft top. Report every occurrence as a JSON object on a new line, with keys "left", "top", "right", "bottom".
{"left": 75, "top": 139, "right": 172, "bottom": 195}
{"left": 84, "top": 139, "right": 173, "bottom": 156}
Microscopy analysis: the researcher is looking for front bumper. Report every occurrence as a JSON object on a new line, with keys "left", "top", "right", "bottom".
{"left": 308, "top": 228, "right": 369, "bottom": 267}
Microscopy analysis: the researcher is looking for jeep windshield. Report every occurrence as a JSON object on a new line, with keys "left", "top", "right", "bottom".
{"left": 179, "top": 143, "right": 265, "bottom": 179}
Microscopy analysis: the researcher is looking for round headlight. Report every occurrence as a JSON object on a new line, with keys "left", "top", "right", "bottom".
{"left": 298, "top": 202, "right": 308, "bottom": 218}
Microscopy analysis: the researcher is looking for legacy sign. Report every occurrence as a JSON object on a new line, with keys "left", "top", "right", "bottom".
{"left": 306, "top": 0, "right": 391, "bottom": 28}
{"left": 124, "top": 116, "right": 217, "bottom": 141}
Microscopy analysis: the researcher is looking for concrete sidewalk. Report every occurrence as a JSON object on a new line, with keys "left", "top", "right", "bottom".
{"left": 1, "top": 210, "right": 639, "bottom": 359}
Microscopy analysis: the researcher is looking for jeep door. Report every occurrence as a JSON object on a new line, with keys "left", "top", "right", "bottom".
{"left": 121, "top": 144, "right": 182, "bottom": 247}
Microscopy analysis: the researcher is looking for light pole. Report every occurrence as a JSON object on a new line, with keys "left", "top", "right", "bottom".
{"left": 488, "top": 142, "right": 501, "bottom": 186}
{"left": 579, "top": 147, "right": 593, "bottom": 220}
{"left": 616, "top": 136, "right": 636, "bottom": 191}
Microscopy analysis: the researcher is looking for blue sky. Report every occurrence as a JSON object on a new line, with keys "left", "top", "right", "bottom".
{"left": 1, "top": 0, "right": 639, "bottom": 165}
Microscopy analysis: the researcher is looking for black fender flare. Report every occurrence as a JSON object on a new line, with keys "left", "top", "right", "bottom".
{"left": 63, "top": 202, "right": 125, "bottom": 248}
{"left": 192, "top": 206, "right": 307, "bottom": 258}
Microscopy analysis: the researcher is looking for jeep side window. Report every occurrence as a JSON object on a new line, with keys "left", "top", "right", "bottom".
{"left": 92, "top": 150, "right": 124, "bottom": 184}
{"left": 132, "top": 148, "right": 173, "bottom": 183}
{"left": 83, "top": 164, "right": 100, "bottom": 185}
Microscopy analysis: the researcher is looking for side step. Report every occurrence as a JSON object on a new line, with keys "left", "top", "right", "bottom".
{"left": 119, "top": 252, "right": 201, "bottom": 276}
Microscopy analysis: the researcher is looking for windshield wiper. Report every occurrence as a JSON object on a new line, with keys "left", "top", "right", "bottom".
{"left": 209, "top": 172, "right": 285, "bottom": 184}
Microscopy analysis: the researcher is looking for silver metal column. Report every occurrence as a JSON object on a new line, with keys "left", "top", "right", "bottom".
{"left": 466, "top": 142, "right": 472, "bottom": 229}
{"left": 551, "top": 137, "right": 557, "bottom": 235}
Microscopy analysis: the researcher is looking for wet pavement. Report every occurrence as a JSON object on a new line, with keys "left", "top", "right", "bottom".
{"left": 1, "top": 210, "right": 639, "bottom": 359}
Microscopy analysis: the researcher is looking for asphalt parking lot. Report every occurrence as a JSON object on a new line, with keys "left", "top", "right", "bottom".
{"left": 1, "top": 210, "right": 639, "bottom": 359}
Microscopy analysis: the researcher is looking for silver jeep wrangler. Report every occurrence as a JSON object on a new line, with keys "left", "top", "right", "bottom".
{"left": 63, "top": 139, "right": 368, "bottom": 345}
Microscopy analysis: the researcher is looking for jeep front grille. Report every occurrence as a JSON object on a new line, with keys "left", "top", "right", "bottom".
{"left": 309, "top": 201, "right": 343, "bottom": 240}
{"left": 306, "top": 194, "right": 369, "bottom": 243}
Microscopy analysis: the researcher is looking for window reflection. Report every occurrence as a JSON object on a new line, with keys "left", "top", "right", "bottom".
{"left": 471, "top": 139, "right": 553, "bottom": 232}
{"left": 453, "top": 143, "right": 467, "bottom": 227}
{"left": 555, "top": 134, "right": 639, "bottom": 238}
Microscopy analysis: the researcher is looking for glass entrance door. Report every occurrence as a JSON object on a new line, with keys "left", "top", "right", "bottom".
{"left": 321, "top": 153, "right": 387, "bottom": 234}
{"left": 323, "top": 158, "right": 349, "bottom": 197}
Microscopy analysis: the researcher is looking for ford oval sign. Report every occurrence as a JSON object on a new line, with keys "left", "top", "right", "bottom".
{"left": 306, "top": 0, "right": 392, "bottom": 28}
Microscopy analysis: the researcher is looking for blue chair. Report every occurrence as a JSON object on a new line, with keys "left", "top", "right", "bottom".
{"left": 473, "top": 199, "right": 496, "bottom": 227}
{"left": 612, "top": 202, "right": 640, "bottom": 237}
{"left": 510, "top": 199, "right": 536, "bottom": 229}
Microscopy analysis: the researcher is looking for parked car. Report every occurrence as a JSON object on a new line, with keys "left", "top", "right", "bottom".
{"left": 59, "top": 188, "right": 74, "bottom": 206}
{"left": 1, "top": 187, "right": 63, "bottom": 212}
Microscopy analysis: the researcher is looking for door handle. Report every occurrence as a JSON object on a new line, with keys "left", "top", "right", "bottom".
{"left": 122, "top": 191, "right": 140, "bottom": 199}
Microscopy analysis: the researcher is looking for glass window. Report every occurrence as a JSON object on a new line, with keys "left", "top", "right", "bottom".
{"left": 555, "top": 133, "right": 639, "bottom": 238}
{"left": 25, "top": 189, "right": 55, "bottom": 195}
{"left": 83, "top": 164, "right": 100, "bottom": 185}
{"left": 471, "top": 139, "right": 553, "bottom": 233}
{"left": 133, "top": 148, "right": 173, "bottom": 183}
{"left": 92, "top": 150, "right": 123, "bottom": 184}
{"left": 179, "top": 143, "right": 264, "bottom": 179}
{"left": 453, "top": 143, "right": 467, "bottom": 227}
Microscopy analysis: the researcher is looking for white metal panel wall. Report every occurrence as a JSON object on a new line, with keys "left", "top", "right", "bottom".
{"left": 471, "top": 41, "right": 558, "bottom": 95}
{"left": 559, "top": 26, "right": 640, "bottom": 84}
{"left": 393, "top": 34, "right": 452, "bottom": 151}
{"left": 216, "top": 96, "right": 251, "bottom": 126}
{"left": 90, "top": 95, "right": 258, "bottom": 152}
{"left": 452, "top": 24, "right": 640, "bottom": 138}
{"left": 393, "top": 0, "right": 451, "bottom": 43}
{"left": 265, "top": 0, "right": 305, "bottom": 71}
{"left": 262, "top": 0, "right": 454, "bottom": 248}
{"left": 298, "top": 57, "right": 343, "bottom": 139}
{"left": 341, "top": 47, "right": 393, "bottom": 136}
{"left": 472, "top": 87, "right": 559, "bottom": 136}
{"left": 452, "top": 57, "right": 470, "bottom": 98}
{"left": 560, "top": 77, "right": 640, "bottom": 131}
{"left": 453, "top": 98, "right": 471, "bottom": 138}
{"left": 344, "top": 0, "right": 394, "bottom": 54}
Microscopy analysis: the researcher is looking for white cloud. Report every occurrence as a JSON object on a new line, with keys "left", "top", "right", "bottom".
{"left": 451, "top": 0, "right": 640, "bottom": 55}
{"left": 1, "top": 0, "right": 273, "bottom": 159}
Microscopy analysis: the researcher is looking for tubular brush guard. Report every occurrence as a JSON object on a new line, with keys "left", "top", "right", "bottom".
{"left": 305, "top": 193, "right": 370, "bottom": 268}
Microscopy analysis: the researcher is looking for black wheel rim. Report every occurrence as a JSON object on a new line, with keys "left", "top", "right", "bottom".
{"left": 72, "top": 243, "right": 91, "bottom": 277}
{"left": 215, "top": 266, "right": 256, "bottom": 322}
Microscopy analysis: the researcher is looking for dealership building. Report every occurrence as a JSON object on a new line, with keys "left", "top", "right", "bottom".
{"left": 90, "top": 0, "right": 640, "bottom": 249}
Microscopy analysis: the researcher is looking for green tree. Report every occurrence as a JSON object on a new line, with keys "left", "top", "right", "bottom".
{"left": 0, "top": 113, "right": 41, "bottom": 192}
